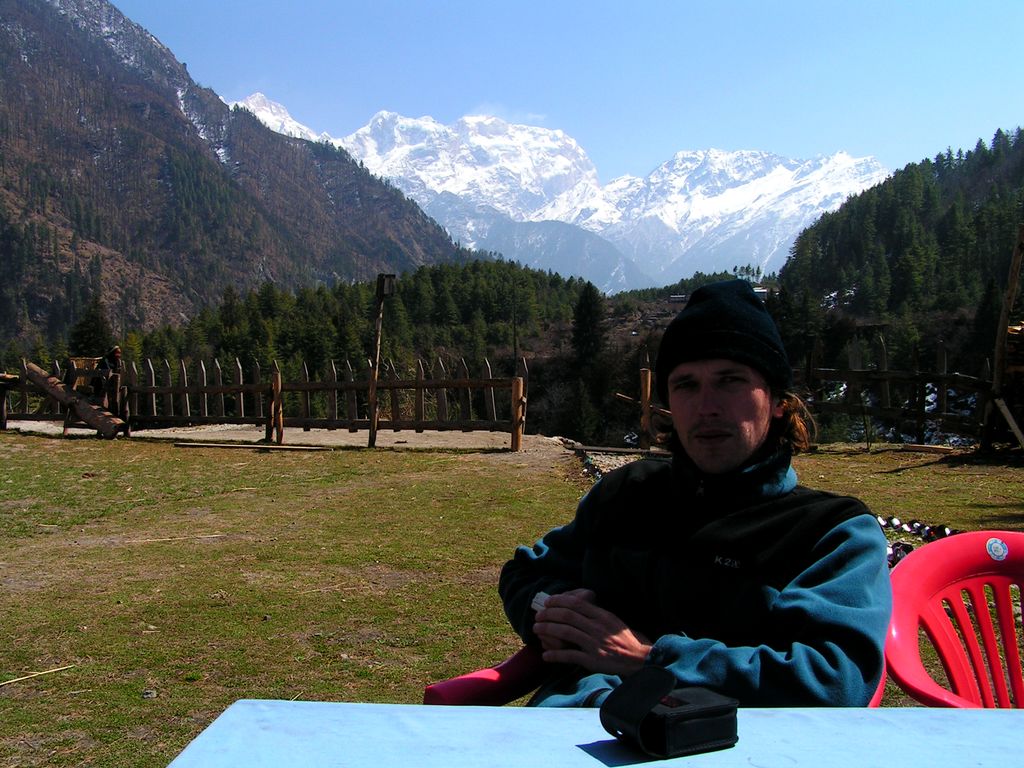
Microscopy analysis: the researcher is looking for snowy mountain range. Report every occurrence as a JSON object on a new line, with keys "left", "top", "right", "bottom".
{"left": 235, "top": 93, "right": 891, "bottom": 292}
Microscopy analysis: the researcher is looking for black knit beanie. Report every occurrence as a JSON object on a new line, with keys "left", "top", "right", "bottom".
{"left": 655, "top": 280, "right": 792, "bottom": 403}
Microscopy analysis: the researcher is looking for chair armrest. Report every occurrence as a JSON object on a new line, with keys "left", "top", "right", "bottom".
{"left": 423, "top": 646, "right": 548, "bottom": 706}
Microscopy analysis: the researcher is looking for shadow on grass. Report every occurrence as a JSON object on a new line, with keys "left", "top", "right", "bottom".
{"left": 869, "top": 448, "right": 1024, "bottom": 475}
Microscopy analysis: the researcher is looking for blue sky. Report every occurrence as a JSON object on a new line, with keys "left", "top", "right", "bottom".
{"left": 113, "top": 0, "right": 1022, "bottom": 182}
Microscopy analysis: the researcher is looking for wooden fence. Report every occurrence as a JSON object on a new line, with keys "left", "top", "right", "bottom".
{"left": 3, "top": 351, "right": 1003, "bottom": 449}
{"left": 2, "top": 356, "right": 529, "bottom": 451}
{"left": 625, "top": 352, "right": 992, "bottom": 447}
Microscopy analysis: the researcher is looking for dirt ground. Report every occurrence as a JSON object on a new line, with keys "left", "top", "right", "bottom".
{"left": 6, "top": 419, "right": 581, "bottom": 473}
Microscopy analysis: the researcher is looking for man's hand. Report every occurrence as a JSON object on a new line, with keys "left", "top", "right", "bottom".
{"left": 533, "top": 589, "right": 652, "bottom": 676}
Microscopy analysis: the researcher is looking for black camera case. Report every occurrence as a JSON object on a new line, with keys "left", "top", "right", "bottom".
{"left": 599, "top": 667, "right": 739, "bottom": 759}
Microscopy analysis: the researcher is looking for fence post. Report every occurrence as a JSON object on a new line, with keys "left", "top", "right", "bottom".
{"left": 458, "top": 358, "right": 472, "bottom": 430}
{"left": 54, "top": 360, "right": 64, "bottom": 413}
{"left": 328, "top": 360, "right": 339, "bottom": 421}
{"left": 143, "top": 359, "right": 156, "bottom": 417}
{"left": 345, "top": 359, "right": 358, "bottom": 432}
{"left": 484, "top": 359, "right": 497, "bottom": 421}
{"left": 435, "top": 357, "right": 449, "bottom": 422}
{"left": 213, "top": 359, "right": 225, "bottom": 418}
{"left": 302, "top": 361, "right": 311, "bottom": 431}
{"left": 179, "top": 359, "right": 191, "bottom": 418}
{"left": 415, "top": 359, "right": 426, "bottom": 433}
{"left": 639, "top": 367, "right": 653, "bottom": 450}
{"left": 198, "top": 360, "right": 209, "bottom": 417}
{"left": 271, "top": 361, "right": 284, "bottom": 444}
{"left": 125, "top": 360, "right": 136, "bottom": 421}
{"left": 263, "top": 361, "right": 274, "bottom": 442}
{"left": 517, "top": 356, "right": 529, "bottom": 427}
{"left": 511, "top": 376, "right": 525, "bottom": 452}
{"left": 236, "top": 358, "right": 245, "bottom": 418}
{"left": 163, "top": 360, "right": 174, "bottom": 416}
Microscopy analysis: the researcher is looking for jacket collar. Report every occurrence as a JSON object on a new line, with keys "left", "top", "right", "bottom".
{"left": 671, "top": 443, "right": 797, "bottom": 504}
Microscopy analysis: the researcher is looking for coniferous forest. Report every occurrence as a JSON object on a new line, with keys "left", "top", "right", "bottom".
{"left": 774, "top": 128, "right": 1024, "bottom": 378}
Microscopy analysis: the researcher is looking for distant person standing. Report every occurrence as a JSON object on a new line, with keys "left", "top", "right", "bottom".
{"left": 499, "top": 279, "right": 892, "bottom": 708}
{"left": 93, "top": 345, "right": 124, "bottom": 411}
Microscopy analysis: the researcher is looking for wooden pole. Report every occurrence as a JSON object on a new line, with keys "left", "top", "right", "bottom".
{"left": 415, "top": 359, "right": 426, "bottom": 433}
{"left": 163, "top": 359, "right": 174, "bottom": 416}
{"left": 511, "top": 376, "right": 525, "bottom": 452}
{"left": 178, "top": 359, "right": 190, "bottom": 417}
{"left": 983, "top": 224, "right": 1024, "bottom": 448}
{"left": 435, "top": 357, "right": 449, "bottom": 422}
{"left": 198, "top": 360, "right": 209, "bottom": 417}
{"left": 458, "top": 358, "right": 472, "bottom": 430}
{"left": 328, "top": 360, "right": 339, "bottom": 421}
{"left": 236, "top": 358, "right": 245, "bottom": 418}
{"left": 368, "top": 295, "right": 385, "bottom": 448}
{"left": 214, "top": 359, "right": 225, "bottom": 417}
{"left": 483, "top": 359, "right": 497, "bottom": 421}
{"left": 639, "top": 367, "right": 652, "bottom": 450}
{"left": 272, "top": 362, "right": 284, "bottom": 444}
{"left": 145, "top": 359, "right": 157, "bottom": 417}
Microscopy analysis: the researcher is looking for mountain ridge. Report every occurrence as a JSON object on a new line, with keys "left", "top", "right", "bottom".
{"left": 0, "top": 0, "right": 468, "bottom": 345}
{"left": 236, "top": 93, "right": 891, "bottom": 291}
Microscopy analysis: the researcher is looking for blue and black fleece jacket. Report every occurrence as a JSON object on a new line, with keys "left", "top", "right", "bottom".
{"left": 498, "top": 447, "right": 892, "bottom": 708}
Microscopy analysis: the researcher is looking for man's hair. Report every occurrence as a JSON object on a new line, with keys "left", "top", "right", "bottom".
{"left": 769, "top": 392, "right": 816, "bottom": 453}
{"left": 653, "top": 390, "right": 816, "bottom": 456}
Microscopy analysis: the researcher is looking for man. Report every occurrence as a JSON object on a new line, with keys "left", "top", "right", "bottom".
{"left": 499, "top": 279, "right": 891, "bottom": 707}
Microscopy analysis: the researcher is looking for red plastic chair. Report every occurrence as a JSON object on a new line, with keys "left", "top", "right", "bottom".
{"left": 423, "top": 646, "right": 548, "bottom": 705}
{"left": 868, "top": 668, "right": 886, "bottom": 707}
{"left": 425, "top": 644, "right": 889, "bottom": 707}
{"left": 885, "top": 530, "right": 1024, "bottom": 708}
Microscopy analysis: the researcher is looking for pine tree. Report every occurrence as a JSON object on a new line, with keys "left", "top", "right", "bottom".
{"left": 571, "top": 282, "right": 606, "bottom": 366}
{"left": 67, "top": 294, "right": 115, "bottom": 356}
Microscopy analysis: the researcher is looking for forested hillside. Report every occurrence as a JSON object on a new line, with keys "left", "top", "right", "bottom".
{"left": 0, "top": 0, "right": 470, "bottom": 349}
{"left": 776, "top": 128, "right": 1024, "bottom": 374}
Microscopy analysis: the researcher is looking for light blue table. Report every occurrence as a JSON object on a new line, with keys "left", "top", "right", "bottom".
{"left": 169, "top": 700, "right": 1019, "bottom": 767}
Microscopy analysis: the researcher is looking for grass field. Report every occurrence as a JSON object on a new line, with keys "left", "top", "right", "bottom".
{"left": 2, "top": 432, "right": 1023, "bottom": 767}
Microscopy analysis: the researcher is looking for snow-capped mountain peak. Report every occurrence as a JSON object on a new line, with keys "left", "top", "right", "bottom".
{"left": 231, "top": 92, "right": 328, "bottom": 143}
{"left": 341, "top": 111, "right": 601, "bottom": 221}
{"left": 238, "top": 93, "right": 890, "bottom": 291}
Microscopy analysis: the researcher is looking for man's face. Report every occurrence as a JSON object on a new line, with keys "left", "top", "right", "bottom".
{"left": 666, "top": 358, "right": 782, "bottom": 474}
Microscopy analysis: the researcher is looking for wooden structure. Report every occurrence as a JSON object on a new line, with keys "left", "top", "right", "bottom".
{"left": 21, "top": 362, "right": 127, "bottom": 439}
{"left": 984, "top": 225, "right": 1024, "bottom": 448}
{"left": 3, "top": 356, "right": 528, "bottom": 451}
